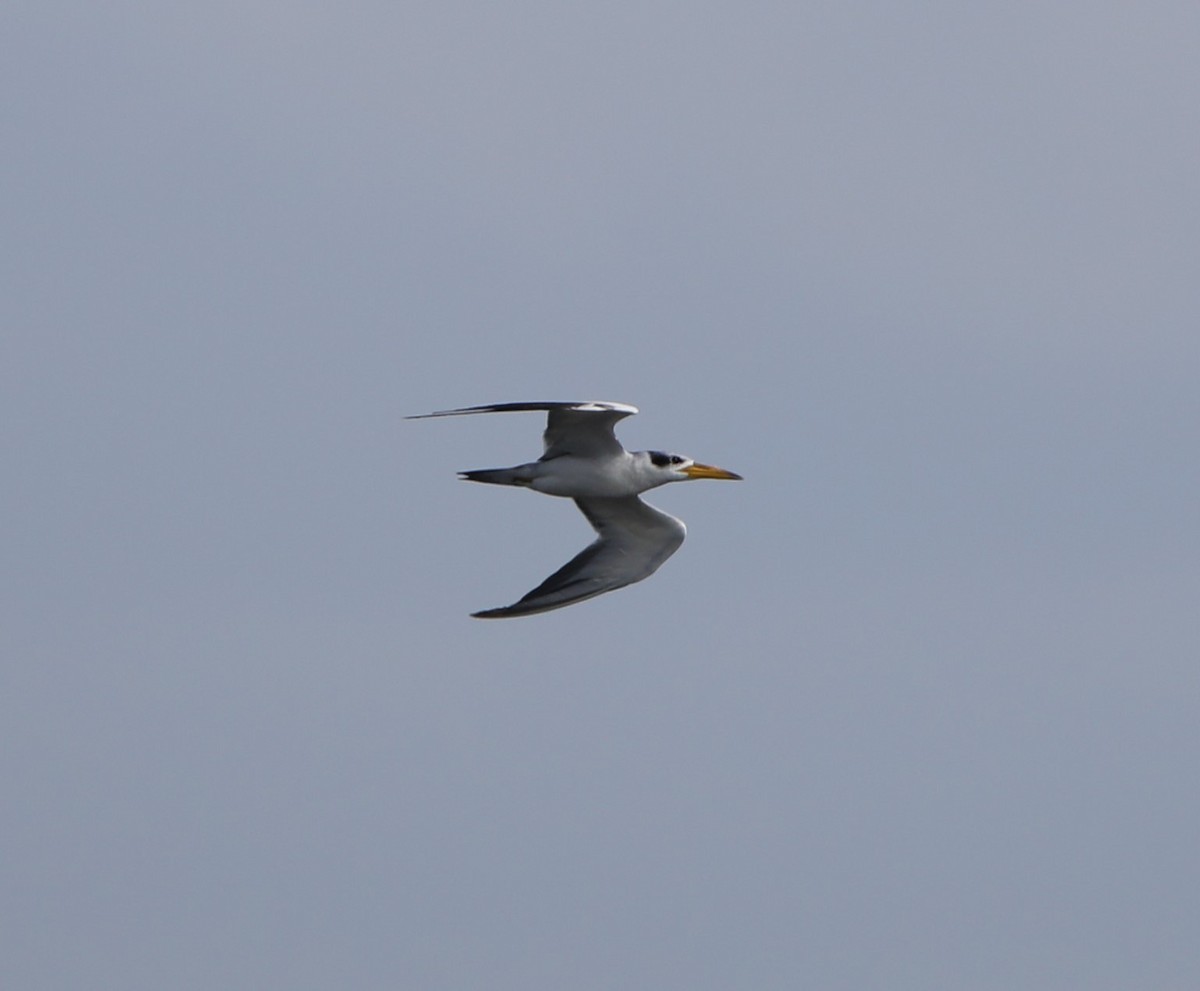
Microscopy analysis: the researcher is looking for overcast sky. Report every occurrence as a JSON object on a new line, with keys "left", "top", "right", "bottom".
{"left": 4, "top": 2, "right": 1199, "bottom": 989}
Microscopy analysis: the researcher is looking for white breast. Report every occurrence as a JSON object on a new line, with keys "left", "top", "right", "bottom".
{"left": 528, "top": 454, "right": 650, "bottom": 498}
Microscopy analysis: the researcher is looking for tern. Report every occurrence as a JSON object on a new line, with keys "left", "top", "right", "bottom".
{"left": 408, "top": 401, "right": 742, "bottom": 618}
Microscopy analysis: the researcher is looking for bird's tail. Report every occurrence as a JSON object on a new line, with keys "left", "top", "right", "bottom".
{"left": 458, "top": 466, "right": 534, "bottom": 487}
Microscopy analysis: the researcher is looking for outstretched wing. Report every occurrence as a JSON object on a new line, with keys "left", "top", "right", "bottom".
{"left": 472, "top": 496, "right": 686, "bottom": 619}
{"left": 406, "top": 401, "right": 637, "bottom": 459}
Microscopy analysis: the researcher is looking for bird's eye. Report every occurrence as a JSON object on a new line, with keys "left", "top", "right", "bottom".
{"left": 670, "top": 455, "right": 684, "bottom": 465}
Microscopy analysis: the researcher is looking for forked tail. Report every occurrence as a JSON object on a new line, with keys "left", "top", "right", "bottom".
{"left": 458, "top": 467, "right": 534, "bottom": 487}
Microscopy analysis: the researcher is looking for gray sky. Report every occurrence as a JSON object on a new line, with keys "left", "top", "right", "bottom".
{"left": 4, "top": 2, "right": 1199, "bottom": 988}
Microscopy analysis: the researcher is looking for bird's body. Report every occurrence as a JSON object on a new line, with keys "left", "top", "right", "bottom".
{"left": 462, "top": 451, "right": 677, "bottom": 498}
{"left": 407, "top": 401, "right": 741, "bottom": 618}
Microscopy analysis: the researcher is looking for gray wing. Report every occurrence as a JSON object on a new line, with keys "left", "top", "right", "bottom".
{"left": 472, "top": 496, "right": 686, "bottom": 619}
{"left": 406, "top": 401, "right": 637, "bottom": 459}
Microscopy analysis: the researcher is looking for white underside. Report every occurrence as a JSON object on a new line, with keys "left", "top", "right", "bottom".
{"left": 526, "top": 453, "right": 663, "bottom": 498}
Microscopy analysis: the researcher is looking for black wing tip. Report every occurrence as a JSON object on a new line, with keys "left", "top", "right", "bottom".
{"left": 471, "top": 607, "right": 517, "bottom": 619}
{"left": 408, "top": 402, "right": 571, "bottom": 419}
{"left": 408, "top": 401, "right": 637, "bottom": 419}
{"left": 470, "top": 587, "right": 600, "bottom": 619}
{"left": 470, "top": 597, "right": 564, "bottom": 619}
{"left": 471, "top": 601, "right": 549, "bottom": 619}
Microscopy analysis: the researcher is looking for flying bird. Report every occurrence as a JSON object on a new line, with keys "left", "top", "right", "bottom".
{"left": 407, "top": 401, "right": 742, "bottom": 618}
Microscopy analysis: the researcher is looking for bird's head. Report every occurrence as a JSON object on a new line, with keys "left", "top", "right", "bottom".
{"left": 640, "top": 450, "right": 743, "bottom": 487}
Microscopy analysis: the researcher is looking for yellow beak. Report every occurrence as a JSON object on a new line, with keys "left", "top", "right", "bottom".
{"left": 683, "top": 462, "right": 743, "bottom": 481}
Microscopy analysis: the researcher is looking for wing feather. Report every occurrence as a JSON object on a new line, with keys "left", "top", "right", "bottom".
{"left": 472, "top": 496, "right": 686, "bottom": 618}
{"left": 406, "top": 401, "right": 637, "bottom": 460}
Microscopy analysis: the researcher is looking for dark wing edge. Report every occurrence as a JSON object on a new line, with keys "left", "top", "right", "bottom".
{"left": 471, "top": 497, "right": 685, "bottom": 620}
{"left": 471, "top": 539, "right": 615, "bottom": 618}
{"left": 407, "top": 401, "right": 637, "bottom": 420}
